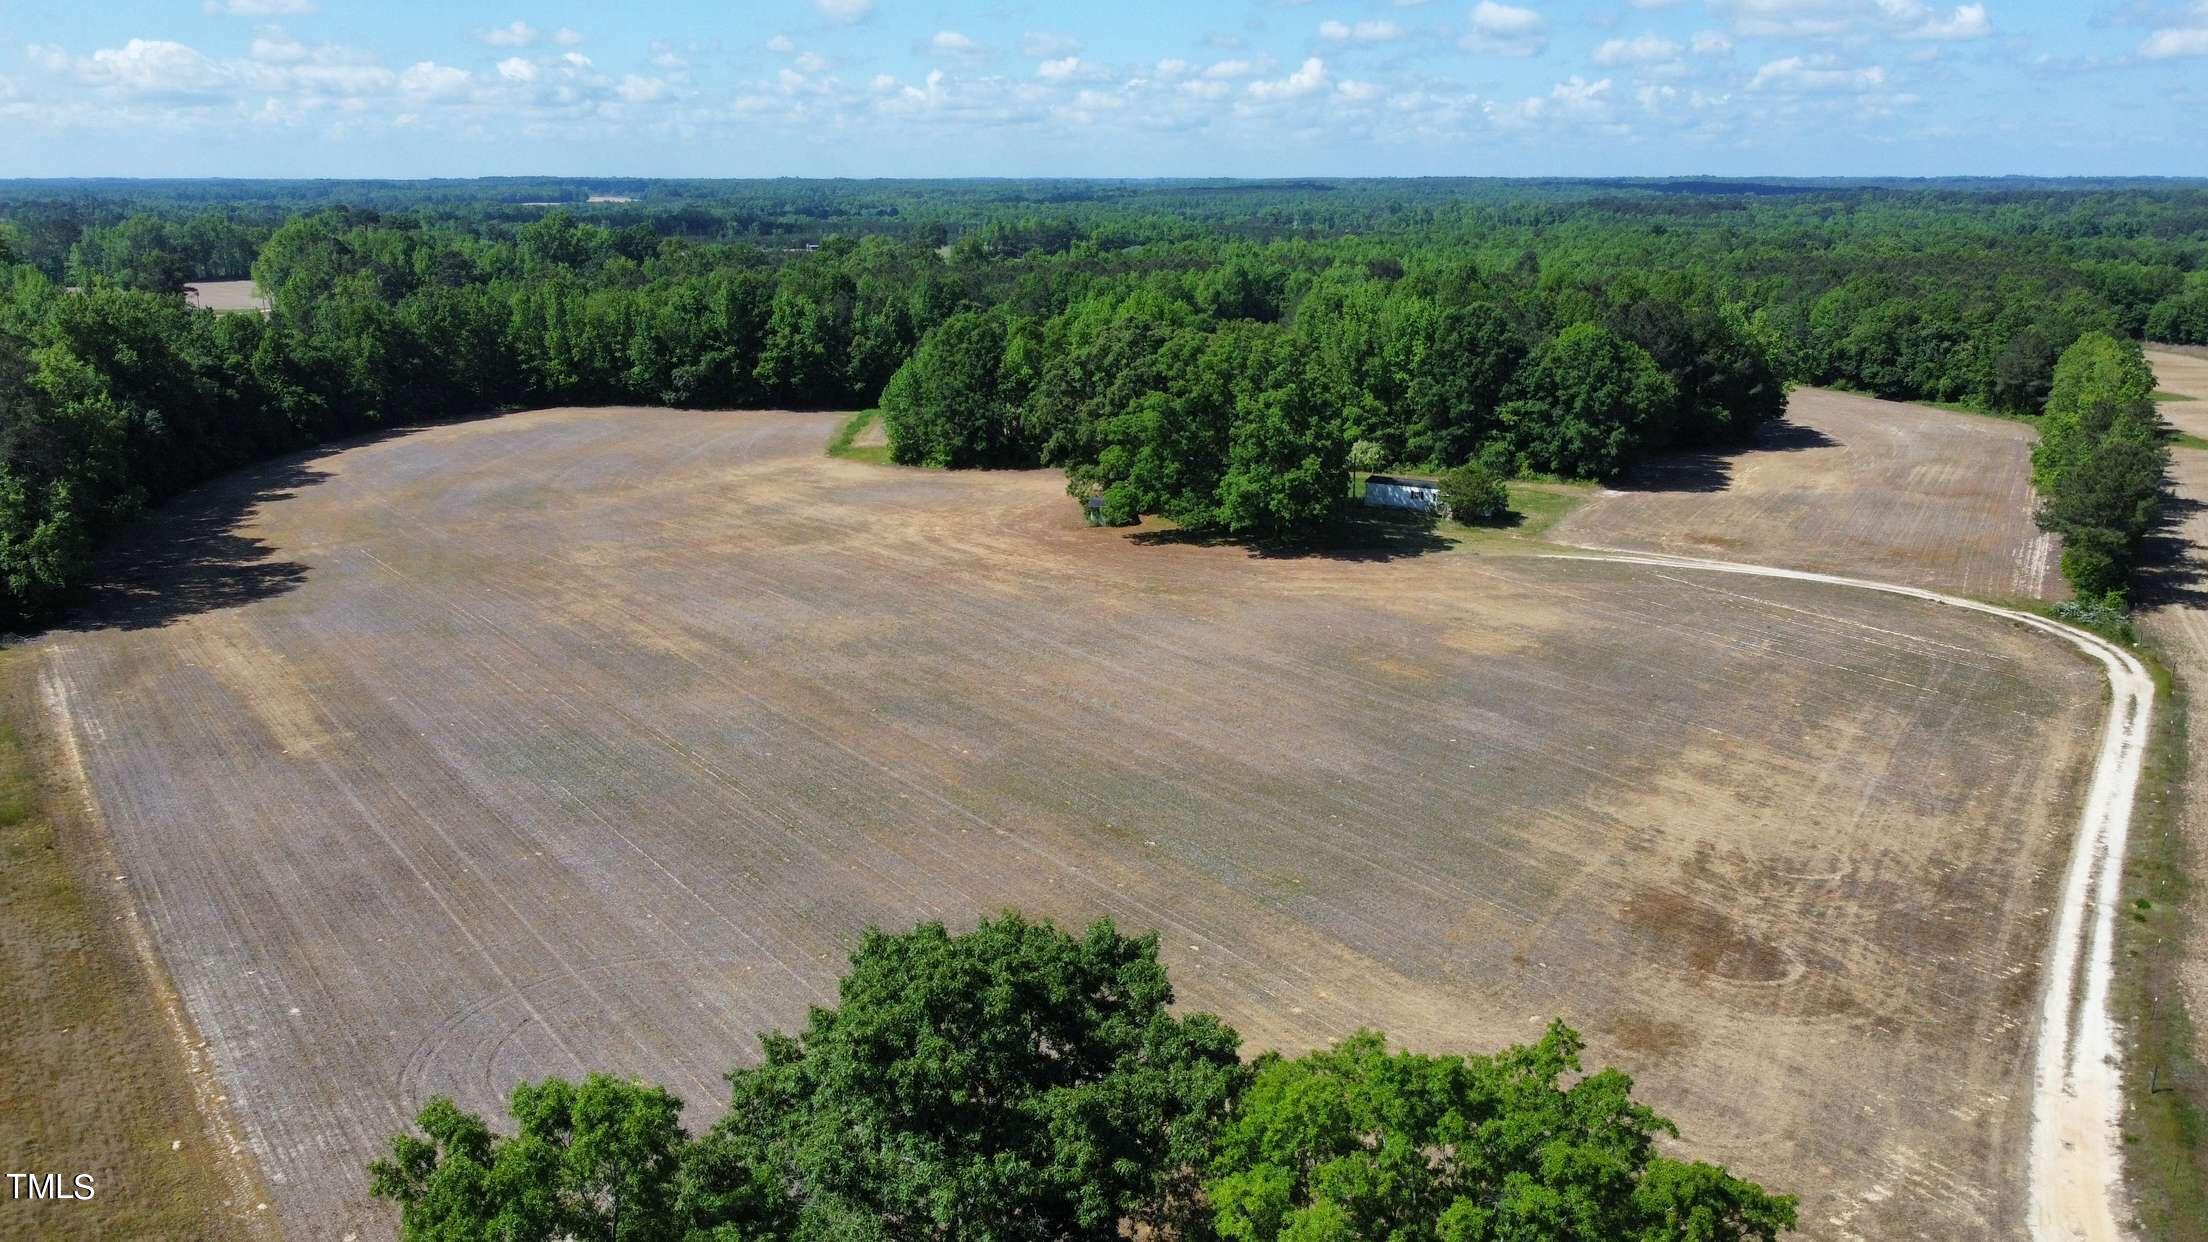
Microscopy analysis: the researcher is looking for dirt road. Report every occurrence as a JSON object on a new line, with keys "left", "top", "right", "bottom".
{"left": 1553, "top": 546, "right": 2150, "bottom": 1242}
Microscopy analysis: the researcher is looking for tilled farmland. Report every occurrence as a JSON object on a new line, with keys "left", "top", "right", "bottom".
{"left": 1555, "top": 387, "right": 2063, "bottom": 601}
{"left": 37, "top": 409, "right": 2100, "bottom": 1239}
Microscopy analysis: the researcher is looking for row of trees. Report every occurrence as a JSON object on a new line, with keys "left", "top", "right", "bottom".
{"left": 881, "top": 274, "right": 1782, "bottom": 538}
{"left": 3, "top": 181, "right": 2200, "bottom": 623}
{"left": 2031, "top": 333, "right": 2172, "bottom": 601}
{"left": 0, "top": 216, "right": 965, "bottom": 626}
{"left": 370, "top": 914, "right": 1797, "bottom": 1241}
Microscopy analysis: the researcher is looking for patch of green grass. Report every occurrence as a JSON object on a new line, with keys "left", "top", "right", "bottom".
{"left": 1495, "top": 481, "right": 1596, "bottom": 540}
{"left": 825, "top": 409, "right": 894, "bottom": 466}
{"left": 2114, "top": 643, "right": 2208, "bottom": 1241}
{"left": 2155, "top": 390, "right": 2197, "bottom": 404}
{"left": 2168, "top": 429, "right": 2208, "bottom": 452}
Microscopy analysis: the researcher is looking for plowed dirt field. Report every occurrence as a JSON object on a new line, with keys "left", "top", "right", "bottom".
{"left": 1555, "top": 387, "right": 2062, "bottom": 601}
{"left": 33, "top": 408, "right": 2101, "bottom": 1239}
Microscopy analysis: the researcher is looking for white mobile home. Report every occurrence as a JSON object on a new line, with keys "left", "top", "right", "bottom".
{"left": 1363, "top": 474, "right": 1442, "bottom": 513}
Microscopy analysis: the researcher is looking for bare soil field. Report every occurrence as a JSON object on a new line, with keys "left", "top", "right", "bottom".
{"left": 1554, "top": 387, "right": 2061, "bottom": 601}
{"left": 184, "top": 281, "right": 270, "bottom": 314}
{"left": 30, "top": 409, "right": 2104, "bottom": 1239}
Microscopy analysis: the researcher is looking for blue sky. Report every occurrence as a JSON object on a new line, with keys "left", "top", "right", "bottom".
{"left": 0, "top": 1, "right": 2202, "bottom": 177}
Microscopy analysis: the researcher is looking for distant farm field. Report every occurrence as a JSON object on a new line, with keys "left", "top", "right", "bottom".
{"left": 1556, "top": 387, "right": 2063, "bottom": 600}
{"left": 31, "top": 409, "right": 2100, "bottom": 1239}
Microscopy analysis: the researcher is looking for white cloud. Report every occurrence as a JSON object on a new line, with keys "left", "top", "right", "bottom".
{"left": 1019, "top": 32, "right": 1082, "bottom": 58}
{"left": 2141, "top": 5, "right": 2208, "bottom": 59}
{"left": 812, "top": 0, "right": 874, "bottom": 25}
{"left": 1750, "top": 55, "right": 1887, "bottom": 92}
{"left": 1692, "top": 30, "right": 1734, "bottom": 56}
{"left": 398, "top": 60, "right": 471, "bottom": 102}
{"left": 479, "top": 22, "right": 538, "bottom": 48}
{"left": 1246, "top": 56, "right": 1327, "bottom": 100}
{"left": 1594, "top": 34, "right": 1680, "bottom": 66}
{"left": 1463, "top": 1, "right": 1546, "bottom": 56}
{"left": 615, "top": 74, "right": 665, "bottom": 103}
{"left": 766, "top": 35, "right": 796, "bottom": 54}
{"left": 202, "top": 0, "right": 315, "bottom": 14}
{"left": 1715, "top": 0, "right": 1987, "bottom": 41}
{"left": 1336, "top": 78, "right": 1380, "bottom": 101}
{"left": 552, "top": 28, "right": 583, "bottom": 47}
{"left": 1490, "top": 75, "right": 1614, "bottom": 128}
{"left": 2141, "top": 26, "right": 2208, "bottom": 58}
{"left": 496, "top": 56, "right": 537, "bottom": 82}
{"left": 1204, "top": 58, "right": 1258, "bottom": 78}
{"left": 1883, "top": 1, "right": 1991, "bottom": 40}
{"left": 931, "top": 31, "right": 976, "bottom": 51}
{"left": 1319, "top": 19, "right": 1404, "bottom": 43}
{"left": 1038, "top": 56, "right": 1082, "bottom": 80}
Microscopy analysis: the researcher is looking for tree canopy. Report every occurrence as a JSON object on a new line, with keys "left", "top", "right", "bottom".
{"left": 368, "top": 915, "right": 1796, "bottom": 1241}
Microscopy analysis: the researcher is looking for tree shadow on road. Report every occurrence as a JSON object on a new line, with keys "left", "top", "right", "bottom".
{"left": 1605, "top": 419, "right": 1839, "bottom": 495}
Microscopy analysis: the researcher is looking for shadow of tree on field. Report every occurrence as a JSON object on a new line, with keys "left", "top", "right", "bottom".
{"left": 1124, "top": 507, "right": 1459, "bottom": 562}
{"left": 2135, "top": 490, "right": 2208, "bottom": 613}
{"left": 1606, "top": 419, "right": 1839, "bottom": 495}
{"left": 55, "top": 416, "right": 481, "bottom": 634}
{"left": 65, "top": 461, "right": 328, "bottom": 633}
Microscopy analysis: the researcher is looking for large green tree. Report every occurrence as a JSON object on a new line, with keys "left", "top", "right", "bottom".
{"left": 368, "top": 1075, "right": 694, "bottom": 1242}
{"left": 695, "top": 913, "right": 1246, "bottom": 1240}
{"left": 1206, "top": 1025, "right": 1797, "bottom": 1242}
{"left": 1500, "top": 323, "right": 1678, "bottom": 480}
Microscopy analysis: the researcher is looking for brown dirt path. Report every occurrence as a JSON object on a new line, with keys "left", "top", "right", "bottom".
{"left": 1555, "top": 388, "right": 2060, "bottom": 601}
{"left": 35, "top": 407, "right": 2103, "bottom": 1239}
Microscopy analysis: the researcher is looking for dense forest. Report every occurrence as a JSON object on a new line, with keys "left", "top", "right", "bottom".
{"left": 368, "top": 913, "right": 1798, "bottom": 1241}
{"left": 2, "top": 177, "right": 2206, "bottom": 624}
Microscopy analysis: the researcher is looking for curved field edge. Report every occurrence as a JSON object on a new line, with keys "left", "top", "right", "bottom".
{"left": 0, "top": 649, "right": 273, "bottom": 1239}
{"left": 1546, "top": 546, "right": 2149, "bottom": 1242}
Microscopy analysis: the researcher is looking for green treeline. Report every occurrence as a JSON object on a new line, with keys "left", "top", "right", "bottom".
{"left": 2, "top": 180, "right": 2205, "bottom": 624}
{"left": 878, "top": 276, "right": 1777, "bottom": 539}
{"left": 2032, "top": 333, "right": 2171, "bottom": 603}
{"left": 369, "top": 914, "right": 1797, "bottom": 1241}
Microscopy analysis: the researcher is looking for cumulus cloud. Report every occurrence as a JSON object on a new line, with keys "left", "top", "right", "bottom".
{"left": 1462, "top": 1, "right": 1546, "bottom": 56}
{"left": 552, "top": 28, "right": 584, "bottom": 47}
{"left": 1714, "top": 0, "right": 1987, "bottom": 41}
{"left": 202, "top": 0, "right": 315, "bottom": 14}
{"left": 1594, "top": 34, "right": 1681, "bottom": 66}
{"left": 1319, "top": 19, "right": 1404, "bottom": 43}
{"left": 496, "top": 56, "right": 537, "bottom": 82}
{"left": 1019, "top": 32, "right": 1083, "bottom": 58}
{"left": 812, "top": 0, "right": 874, "bottom": 25}
{"left": 1246, "top": 56, "right": 1328, "bottom": 100}
{"left": 1882, "top": 1, "right": 1991, "bottom": 40}
{"left": 1750, "top": 55, "right": 1887, "bottom": 92}
{"left": 1491, "top": 75, "right": 1614, "bottom": 128}
{"left": 2141, "top": 3, "right": 2208, "bottom": 59}
{"left": 479, "top": 21, "right": 538, "bottom": 48}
